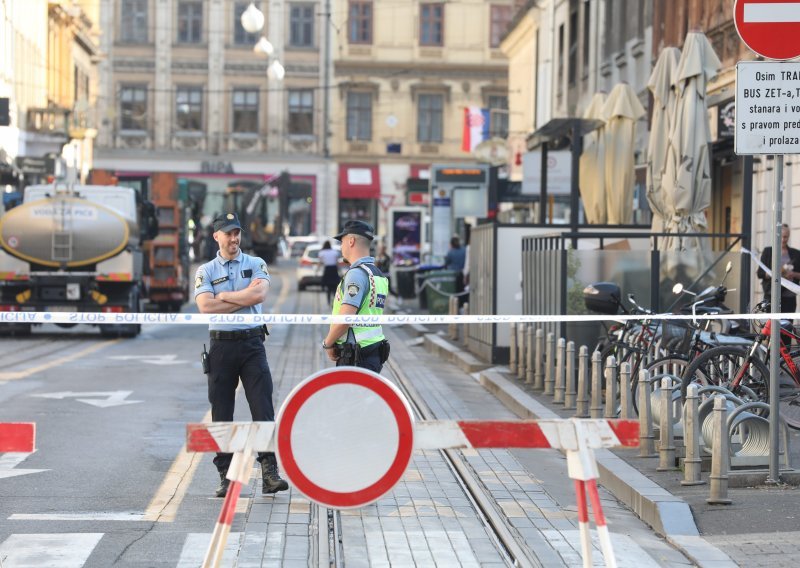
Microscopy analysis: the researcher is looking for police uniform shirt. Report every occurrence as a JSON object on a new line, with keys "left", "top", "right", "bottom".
{"left": 338, "top": 256, "right": 376, "bottom": 310}
{"left": 194, "top": 251, "right": 270, "bottom": 331}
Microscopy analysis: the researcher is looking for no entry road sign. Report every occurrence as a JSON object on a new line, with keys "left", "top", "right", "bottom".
{"left": 735, "top": 0, "right": 800, "bottom": 60}
{"left": 275, "top": 368, "right": 415, "bottom": 509}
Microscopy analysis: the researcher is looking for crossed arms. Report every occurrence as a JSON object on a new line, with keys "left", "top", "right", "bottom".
{"left": 196, "top": 279, "right": 269, "bottom": 314}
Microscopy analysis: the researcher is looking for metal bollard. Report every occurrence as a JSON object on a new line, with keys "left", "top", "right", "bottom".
{"left": 534, "top": 329, "right": 544, "bottom": 390}
{"left": 681, "top": 384, "right": 705, "bottom": 486}
{"left": 564, "top": 341, "right": 576, "bottom": 409}
{"left": 603, "top": 356, "right": 618, "bottom": 418}
{"left": 526, "top": 326, "right": 535, "bottom": 384}
{"left": 554, "top": 338, "right": 566, "bottom": 403}
{"left": 638, "top": 369, "right": 657, "bottom": 457}
{"left": 509, "top": 323, "right": 517, "bottom": 374}
{"left": 448, "top": 296, "right": 458, "bottom": 340}
{"left": 590, "top": 351, "right": 603, "bottom": 418}
{"left": 517, "top": 324, "right": 527, "bottom": 380}
{"left": 575, "top": 346, "right": 590, "bottom": 417}
{"left": 460, "top": 303, "right": 469, "bottom": 344}
{"left": 619, "top": 362, "right": 633, "bottom": 419}
{"left": 544, "top": 332, "right": 555, "bottom": 395}
{"left": 707, "top": 395, "right": 732, "bottom": 505}
{"left": 657, "top": 376, "right": 678, "bottom": 471}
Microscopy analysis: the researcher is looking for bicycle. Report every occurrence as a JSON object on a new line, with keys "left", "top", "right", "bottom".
{"left": 680, "top": 300, "right": 800, "bottom": 429}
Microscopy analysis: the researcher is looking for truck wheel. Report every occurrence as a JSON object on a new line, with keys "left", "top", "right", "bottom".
{"left": 0, "top": 323, "right": 32, "bottom": 336}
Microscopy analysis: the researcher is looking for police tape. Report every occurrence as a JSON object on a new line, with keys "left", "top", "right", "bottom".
{"left": 0, "top": 311, "right": 794, "bottom": 326}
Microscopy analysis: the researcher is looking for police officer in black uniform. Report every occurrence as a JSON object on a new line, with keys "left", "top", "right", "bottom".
{"left": 195, "top": 213, "right": 288, "bottom": 497}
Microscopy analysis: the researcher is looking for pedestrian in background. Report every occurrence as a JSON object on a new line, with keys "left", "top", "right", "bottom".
{"left": 444, "top": 236, "right": 466, "bottom": 305}
{"left": 195, "top": 213, "right": 288, "bottom": 498}
{"left": 757, "top": 223, "right": 800, "bottom": 312}
{"left": 322, "top": 220, "right": 391, "bottom": 373}
{"left": 318, "top": 240, "right": 340, "bottom": 303}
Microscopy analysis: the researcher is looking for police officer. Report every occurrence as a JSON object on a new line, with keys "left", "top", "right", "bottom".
{"left": 322, "top": 220, "right": 390, "bottom": 372}
{"left": 195, "top": 213, "right": 288, "bottom": 497}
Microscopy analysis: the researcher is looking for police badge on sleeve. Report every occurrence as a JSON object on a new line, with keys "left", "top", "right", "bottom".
{"left": 347, "top": 283, "right": 360, "bottom": 297}
{"left": 195, "top": 274, "right": 204, "bottom": 289}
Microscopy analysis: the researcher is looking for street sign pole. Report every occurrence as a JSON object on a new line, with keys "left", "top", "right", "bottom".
{"left": 768, "top": 155, "right": 783, "bottom": 483}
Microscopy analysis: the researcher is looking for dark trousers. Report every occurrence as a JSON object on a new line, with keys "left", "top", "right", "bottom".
{"left": 336, "top": 345, "right": 384, "bottom": 373}
{"left": 207, "top": 335, "right": 275, "bottom": 472}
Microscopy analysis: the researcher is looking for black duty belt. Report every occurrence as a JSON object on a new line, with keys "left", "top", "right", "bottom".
{"left": 209, "top": 328, "right": 264, "bottom": 340}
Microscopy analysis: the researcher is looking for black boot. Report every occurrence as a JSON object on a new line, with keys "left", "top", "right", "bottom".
{"left": 215, "top": 470, "right": 230, "bottom": 498}
{"left": 261, "top": 454, "right": 288, "bottom": 494}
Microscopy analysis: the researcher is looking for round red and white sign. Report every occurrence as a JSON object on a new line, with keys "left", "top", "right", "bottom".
{"left": 735, "top": 0, "right": 800, "bottom": 60}
{"left": 275, "top": 368, "right": 415, "bottom": 509}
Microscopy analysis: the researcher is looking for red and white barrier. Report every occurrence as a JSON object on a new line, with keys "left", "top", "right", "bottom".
{"left": 0, "top": 423, "right": 35, "bottom": 453}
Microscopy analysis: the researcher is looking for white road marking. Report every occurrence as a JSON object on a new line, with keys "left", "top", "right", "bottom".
{"left": 744, "top": 3, "right": 800, "bottom": 22}
{"left": 33, "top": 390, "right": 142, "bottom": 408}
{"left": 0, "top": 533, "right": 103, "bottom": 567}
{"left": 0, "top": 452, "right": 48, "bottom": 480}
{"left": 107, "top": 354, "right": 188, "bottom": 366}
{"left": 0, "top": 339, "right": 120, "bottom": 381}
{"left": 176, "top": 532, "right": 243, "bottom": 567}
{"left": 9, "top": 512, "right": 145, "bottom": 521}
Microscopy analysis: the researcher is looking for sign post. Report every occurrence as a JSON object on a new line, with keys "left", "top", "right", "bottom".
{"left": 733, "top": 0, "right": 800, "bottom": 484}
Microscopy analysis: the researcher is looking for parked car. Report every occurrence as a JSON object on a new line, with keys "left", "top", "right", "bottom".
{"left": 296, "top": 242, "right": 344, "bottom": 290}
{"left": 285, "top": 235, "right": 321, "bottom": 259}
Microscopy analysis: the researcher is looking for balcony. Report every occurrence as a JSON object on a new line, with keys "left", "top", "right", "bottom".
{"left": 26, "top": 107, "right": 70, "bottom": 137}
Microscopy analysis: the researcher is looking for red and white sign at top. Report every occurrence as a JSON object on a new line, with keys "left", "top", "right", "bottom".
{"left": 735, "top": 0, "right": 800, "bottom": 60}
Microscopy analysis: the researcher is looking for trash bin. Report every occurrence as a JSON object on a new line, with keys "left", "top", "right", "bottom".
{"left": 415, "top": 265, "right": 441, "bottom": 310}
{"left": 395, "top": 266, "right": 416, "bottom": 299}
{"left": 423, "top": 270, "right": 459, "bottom": 314}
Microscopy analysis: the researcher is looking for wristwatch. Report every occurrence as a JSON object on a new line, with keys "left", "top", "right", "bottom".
{"left": 322, "top": 340, "right": 332, "bottom": 350}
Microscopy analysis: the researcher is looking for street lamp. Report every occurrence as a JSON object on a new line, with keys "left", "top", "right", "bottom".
{"left": 240, "top": 3, "right": 283, "bottom": 81}
{"left": 240, "top": 3, "right": 265, "bottom": 33}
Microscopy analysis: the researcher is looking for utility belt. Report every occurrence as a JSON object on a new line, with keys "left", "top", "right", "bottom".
{"left": 337, "top": 340, "right": 390, "bottom": 366}
{"left": 209, "top": 325, "right": 269, "bottom": 341}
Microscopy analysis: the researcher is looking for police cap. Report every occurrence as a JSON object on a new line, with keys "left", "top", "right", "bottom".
{"left": 334, "top": 220, "right": 375, "bottom": 241}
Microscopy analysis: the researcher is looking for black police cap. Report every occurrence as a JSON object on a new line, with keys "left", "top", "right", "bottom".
{"left": 334, "top": 220, "right": 375, "bottom": 241}
{"left": 212, "top": 213, "right": 243, "bottom": 233}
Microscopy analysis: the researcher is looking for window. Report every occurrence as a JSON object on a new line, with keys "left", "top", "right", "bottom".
{"left": 176, "top": 87, "right": 203, "bottom": 131}
{"left": 558, "top": 23, "right": 564, "bottom": 89}
{"left": 120, "top": 85, "right": 148, "bottom": 130}
{"left": 120, "top": 0, "right": 147, "bottom": 43}
{"left": 290, "top": 3, "right": 315, "bottom": 47}
{"left": 232, "top": 89, "right": 259, "bottom": 133}
{"left": 346, "top": 91, "right": 372, "bottom": 141}
{"left": 288, "top": 90, "right": 314, "bottom": 135}
{"left": 488, "top": 95, "right": 508, "bottom": 139}
{"left": 348, "top": 1, "right": 372, "bottom": 44}
{"left": 568, "top": 9, "right": 578, "bottom": 85}
{"left": 490, "top": 5, "right": 512, "bottom": 48}
{"left": 234, "top": 2, "right": 260, "bottom": 45}
{"left": 420, "top": 4, "right": 444, "bottom": 46}
{"left": 178, "top": 1, "right": 203, "bottom": 44}
{"left": 417, "top": 94, "right": 443, "bottom": 143}
{"left": 583, "top": 0, "right": 591, "bottom": 71}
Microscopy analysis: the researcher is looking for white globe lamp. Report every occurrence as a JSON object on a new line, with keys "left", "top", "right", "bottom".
{"left": 241, "top": 3, "right": 265, "bottom": 33}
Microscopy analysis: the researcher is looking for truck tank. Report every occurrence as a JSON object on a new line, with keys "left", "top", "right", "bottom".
{"left": 0, "top": 187, "right": 139, "bottom": 268}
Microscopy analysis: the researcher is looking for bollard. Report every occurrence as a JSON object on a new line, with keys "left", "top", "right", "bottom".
{"left": 509, "top": 323, "right": 517, "bottom": 374}
{"left": 657, "top": 376, "right": 678, "bottom": 471}
{"left": 638, "top": 369, "right": 657, "bottom": 457}
{"left": 526, "top": 326, "right": 535, "bottom": 384}
{"left": 448, "top": 296, "right": 458, "bottom": 340}
{"left": 554, "top": 338, "right": 566, "bottom": 404}
{"left": 603, "top": 356, "right": 618, "bottom": 418}
{"left": 619, "top": 362, "right": 633, "bottom": 419}
{"left": 681, "top": 384, "right": 705, "bottom": 486}
{"left": 564, "top": 341, "right": 577, "bottom": 409}
{"left": 517, "top": 324, "right": 527, "bottom": 380}
{"left": 590, "top": 351, "right": 603, "bottom": 418}
{"left": 534, "top": 329, "right": 544, "bottom": 390}
{"left": 460, "top": 303, "right": 469, "bottom": 345}
{"left": 544, "top": 332, "right": 555, "bottom": 395}
{"left": 707, "top": 395, "right": 732, "bottom": 505}
{"left": 575, "top": 346, "right": 590, "bottom": 418}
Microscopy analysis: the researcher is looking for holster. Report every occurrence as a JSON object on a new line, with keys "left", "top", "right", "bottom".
{"left": 338, "top": 343, "right": 360, "bottom": 366}
{"left": 201, "top": 344, "right": 210, "bottom": 374}
{"left": 378, "top": 340, "right": 391, "bottom": 364}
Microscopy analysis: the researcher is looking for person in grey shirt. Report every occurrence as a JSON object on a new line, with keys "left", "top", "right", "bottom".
{"left": 194, "top": 213, "right": 288, "bottom": 498}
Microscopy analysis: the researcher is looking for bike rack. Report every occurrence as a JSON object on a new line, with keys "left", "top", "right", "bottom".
{"left": 727, "top": 401, "right": 791, "bottom": 469}
{"left": 649, "top": 374, "right": 684, "bottom": 437}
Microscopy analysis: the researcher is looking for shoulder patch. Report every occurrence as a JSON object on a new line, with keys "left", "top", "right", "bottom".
{"left": 195, "top": 274, "right": 204, "bottom": 289}
{"left": 347, "top": 282, "right": 360, "bottom": 297}
{"left": 260, "top": 262, "right": 267, "bottom": 273}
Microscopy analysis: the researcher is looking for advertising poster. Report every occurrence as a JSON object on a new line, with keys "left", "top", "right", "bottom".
{"left": 391, "top": 209, "right": 422, "bottom": 266}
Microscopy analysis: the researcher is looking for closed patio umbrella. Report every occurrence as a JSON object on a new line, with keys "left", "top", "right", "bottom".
{"left": 602, "top": 83, "right": 646, "bottom": 224}
{"left": 579, "top": 92, "right": 607, "bottom": 224}
{"left": 646, "top": 47, "right": 681, "bottom": 233}
{"left": 662, "top": 32, "right": 721, "bottom": 252}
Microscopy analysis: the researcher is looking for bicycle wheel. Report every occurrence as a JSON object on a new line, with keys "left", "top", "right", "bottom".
{"left": 680, "top": 346, "right": 769, "bottom": 403}
{"left": 631, "top": 355, "right": 690, "bottom": 414}
{"left": 779, "top": 389, "right": 800, "bottom": 430}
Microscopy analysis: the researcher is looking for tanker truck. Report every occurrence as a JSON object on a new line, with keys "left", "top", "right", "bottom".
{"left": 0, "top": 182, "right": 158, "bottom": 337}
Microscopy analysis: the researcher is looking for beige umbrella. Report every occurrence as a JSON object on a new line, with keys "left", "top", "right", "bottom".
{"left": 646, "top": 47, "right": 681, "bottom": 233}
{"left": 662, "top": 32, "right": 721, "bottom": 253}
{"left": 579, "top": 92, "right": 607, "bottom": 224}
{"left": 602, "top": 83, "right": 646, "bottom": 224}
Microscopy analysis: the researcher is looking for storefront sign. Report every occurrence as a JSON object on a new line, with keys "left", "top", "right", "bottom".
{"left": 201, "top": 161, "right": 234, "bottom": 174}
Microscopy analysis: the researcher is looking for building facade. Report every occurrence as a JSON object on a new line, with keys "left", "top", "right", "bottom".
{"left": 94, "top": 0, "right": 332, "bottom": 237}
{"left": 330, "top": 0, "right": 516, "bottom": 237}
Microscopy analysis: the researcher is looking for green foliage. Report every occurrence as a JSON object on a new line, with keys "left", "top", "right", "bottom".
{"left": 566, "top": 249, "right": 590, "bottom": 315}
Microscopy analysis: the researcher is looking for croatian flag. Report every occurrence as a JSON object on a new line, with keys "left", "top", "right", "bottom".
{"left": 462, "top": 106, "right": 490, "bottom": 152}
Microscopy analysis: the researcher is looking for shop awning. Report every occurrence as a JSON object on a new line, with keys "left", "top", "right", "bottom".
{"left": 339, "top": 164, "right": 380, "bottom": 199}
